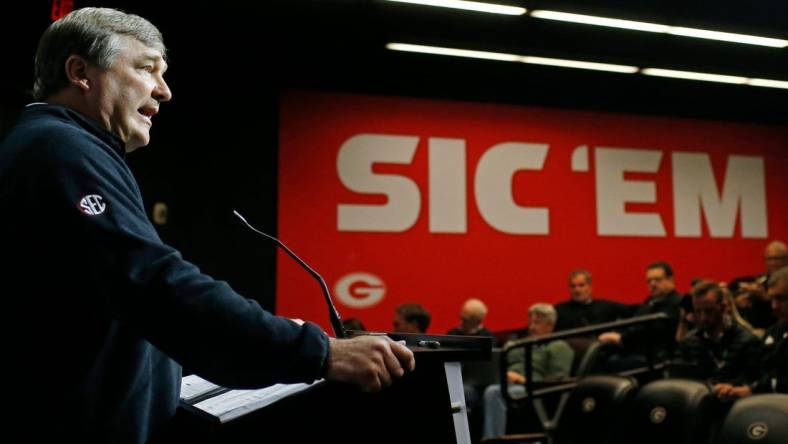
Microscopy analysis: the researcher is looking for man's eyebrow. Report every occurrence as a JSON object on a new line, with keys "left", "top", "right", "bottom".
{"left": 138, "top": 54, "right": 168, "bottom": 72}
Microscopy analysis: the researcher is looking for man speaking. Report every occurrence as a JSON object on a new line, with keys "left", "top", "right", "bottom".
{"left": 0, "top": 8, "right": 413, "bottom": 443}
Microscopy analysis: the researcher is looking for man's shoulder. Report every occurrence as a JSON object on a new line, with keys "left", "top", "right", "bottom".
{"left": 4, "top": 108, "right": 108, "bottom": 161}
{"left": 729, "top": 323, "right": 761, "bottom": 346}
{"left": 763, "top": 321, "right": 788, "bottom": 341}
{"left": 555, "top": 300, "right": 582, "bottom": 311}
{"left": 666, "top": 292, "right": 683, "bottom": 304}
{"left": 592, "top": 299, "right": 628, "bottom": 308}
{"left": 546, "top": 339, "right": 573, "bottom": 352}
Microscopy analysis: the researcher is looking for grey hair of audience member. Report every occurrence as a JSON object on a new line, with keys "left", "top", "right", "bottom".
{"left": 528, "top": 303, "right": 557, "bottom": 324}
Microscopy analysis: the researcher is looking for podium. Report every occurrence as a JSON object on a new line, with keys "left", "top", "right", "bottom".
{"left": 170, "top": 334, "right": 491, "bottom": 444}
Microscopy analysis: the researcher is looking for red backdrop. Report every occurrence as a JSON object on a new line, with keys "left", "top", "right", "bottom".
{"left": 277, "top": 91, "right": 788, "bottom": 334}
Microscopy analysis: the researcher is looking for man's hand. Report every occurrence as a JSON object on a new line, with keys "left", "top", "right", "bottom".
{"left": 598, "top": 331, "right": 622, "bottom": 345}
{"left": 507, "top": 371, "right": 526, "bottom": 384}
{"left": 679, "top": 308, "right": 695, "bottom": 325}
{"left": 738, "top": 281, "right": 768, "bottom": 302}
{"left": 713, "top": 383, "right": 753, "bottom": 401}
{"left": 734, "top": 293, "right": 753, "bottom": 309}
{"left": 325, "top": 335, "right": 415, "bottom": 392}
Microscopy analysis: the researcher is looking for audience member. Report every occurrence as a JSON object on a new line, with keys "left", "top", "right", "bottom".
{"left": 672, "top": 281, "right": 762, "bottom": 399}
{"left": 678, "top": 283, "right": 758, "bottom": 342}
{"left": 715, "top": 266, "right": 788, "bottom": 399}
{"left": 482, "top": 303, "right": 573, "bottom": 439}
{"left": 732, "top": 241, "right": 786, "bottom": 329}
{"left": 554, "top": 269, "right": 634, "bottom": 332}
{"left": 447, "top": 298, "right": 496, "bottom": 341}
{"left": 765, "top": 240, "right": 788, "bottom": 273}
{"left": 598, "top": 261, "right": 682, "bottom": 368}
{"left": 393, "top": 303, "right": 431, "bottom": 333}
{"left": 342, "top": 318, "right": 366, "bottom": 333}
{"left": 446, "top": 298, "right": 496, "bottom": 440}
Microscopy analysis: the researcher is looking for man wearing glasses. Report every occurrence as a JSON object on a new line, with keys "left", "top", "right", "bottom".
{"left": 598, "top": 261, "right": 682, "bottom": 366}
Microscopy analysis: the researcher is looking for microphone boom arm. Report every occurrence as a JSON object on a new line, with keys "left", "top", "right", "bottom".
{"left": 233, "top": 210, "right": 347, "bottom": 339}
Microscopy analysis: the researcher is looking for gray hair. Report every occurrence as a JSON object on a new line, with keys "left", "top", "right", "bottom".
{"left": 768, "top": 265, "right": 788, "bottom": 287}
{"left": 528, "top": 303, "right": 557, "bottom": 324}
{"left": 33, "top": 7, "right": 166, "bottom": 100}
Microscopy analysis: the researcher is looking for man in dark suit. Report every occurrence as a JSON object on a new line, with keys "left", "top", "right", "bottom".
{"left": 554, "top": 269, "right": 634, "bottom": 332}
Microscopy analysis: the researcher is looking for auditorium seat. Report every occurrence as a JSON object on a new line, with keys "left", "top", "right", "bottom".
{"left": 716, "top": 394, "right": 788, "bottom": 444}
{"left": 626, "top": 378, "right": 717, "bottom": 444}
{"left": 567, "top": 338, "right": 604, "bottom": 377}
{"left": 483, "top": 375, "right": 638, "bottom": 444}
{"left": 550, "top": 374, "right": 638, "bottom": 444}
{"left": 504, "top": 338, "right": 607, "bottom": 433}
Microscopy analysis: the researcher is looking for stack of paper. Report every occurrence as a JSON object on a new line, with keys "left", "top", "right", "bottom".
{"left": 180, "top": 374, "right": 322, "bottom": 423}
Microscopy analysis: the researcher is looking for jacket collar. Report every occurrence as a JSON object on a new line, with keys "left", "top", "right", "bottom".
{"left": 25, "top": 103, "right": 127, "bottom": 158}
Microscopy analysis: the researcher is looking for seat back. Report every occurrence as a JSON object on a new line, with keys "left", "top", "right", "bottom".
{"left": 463, "top": 348, "right": 502, "bottom": 388}
{"left": 627, "top": 378, "right": 716, "bottom": 444}
{"left": 552, "top": 375, "right": 638, "bottom": 444}
{"left": 569, "top": 338, "right": 604, "bottom": 377}
{"left": 717, "top": 394, "right": 788, "bottom": 444}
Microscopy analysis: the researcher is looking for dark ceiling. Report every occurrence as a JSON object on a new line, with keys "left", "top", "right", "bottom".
{"left": 271, "top": 0, "right": 788, "bottom": 124}
{"left": 3, "top": 0, "right": 788, "bottom": 124}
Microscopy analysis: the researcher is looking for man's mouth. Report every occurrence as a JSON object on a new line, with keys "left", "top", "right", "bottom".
{"left": 137, "top": 106, "right": 159, "bottom": 124}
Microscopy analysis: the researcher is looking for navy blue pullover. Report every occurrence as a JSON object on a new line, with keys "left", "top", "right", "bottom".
{"left": 0, "top": 104, "right": 329, "bottom": 443}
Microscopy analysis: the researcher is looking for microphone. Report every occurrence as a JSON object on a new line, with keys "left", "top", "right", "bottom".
{"left": 232, "top": 210, "right": 347, "bottom": 339}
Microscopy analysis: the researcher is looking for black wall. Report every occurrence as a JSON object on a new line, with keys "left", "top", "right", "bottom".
{"left": 2, "top": 0, "right": 786, "bottom": 312}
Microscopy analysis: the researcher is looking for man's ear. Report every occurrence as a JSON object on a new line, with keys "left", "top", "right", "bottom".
{"left": 63, "top": 55, "right": 91, "bottom": 91}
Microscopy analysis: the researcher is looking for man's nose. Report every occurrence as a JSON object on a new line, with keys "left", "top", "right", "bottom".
{"left": 153, "top": 76, "right": 172, "bottom": 102}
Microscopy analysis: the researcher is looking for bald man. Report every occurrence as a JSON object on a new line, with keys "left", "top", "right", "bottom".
{"left": 733, "top": 240, "right": 786, "bottom": 329}
{"left": 448, "top": 298, "right": 496, "bottom": 341}
{"left": 765, "top": 241, "right": 788, "bottom": 274}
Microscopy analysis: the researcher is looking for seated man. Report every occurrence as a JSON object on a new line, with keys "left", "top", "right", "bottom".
{"left": 598, "top": 261, "right": 682, "bottom": 368}
{"left": 393, "top": 302, "right": 431, "bottom": 333}
{"left": 731, "top": 240, "right": 787, "bottom": 330}
{"left": 554, "top": 269, "right": 634, "bottom": 332}
{"left": 482, "top": 303, "right": 574, "bottom": 439}
{"left": 447, "top": 298, "right": 496, "bottom": 341}
{"left": 715, "top": 266, "right": 788, "bottom": 399}
{"left": 446, "top": 298, "right": 496, "bottom": 441}
{"left": 672, "top": 280, "right": 762, "bottom": 399}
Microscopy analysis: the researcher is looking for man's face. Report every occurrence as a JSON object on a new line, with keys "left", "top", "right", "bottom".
{"left": 765, "top": 247, "right": 788, "bottom": 274}
{"left": 646, "top": 267, "right": 675, "bottom": 298}
{"left": 460, "top": 308, "right": 481, "bottom": 333}
{"left": 569, "top": 274, "right": 593, "bottom": 303}
{"left": 86, "top": 36, "right": 171, "bottom": 152}
{"left": 528, "top": 313, "right": 554, "bottom": 337}
{"left": 768, "top": 279, "right": 788, "bottom": 322}
{"left": 692, "top": 291, "right": 725, "bottom": 333}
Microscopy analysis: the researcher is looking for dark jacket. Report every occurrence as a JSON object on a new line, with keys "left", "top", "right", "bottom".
{"left": 0, "top": 104, "right": 329, "bottom": 443}
{"left": 621, "top": 290, "right": 682, "bottom": 356}
{"left": 752, "top": 321, "right": 788, "bottom": 393}
{"left": 674, "top": 323, "right": 763, "bottom": 385}
{"left": 554, "top": 299, "right": 635, "bottom": 332}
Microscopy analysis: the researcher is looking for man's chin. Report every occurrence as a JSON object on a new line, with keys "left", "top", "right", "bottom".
{"left": 125, "top": 135, "right": 150, "bottom": 153}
